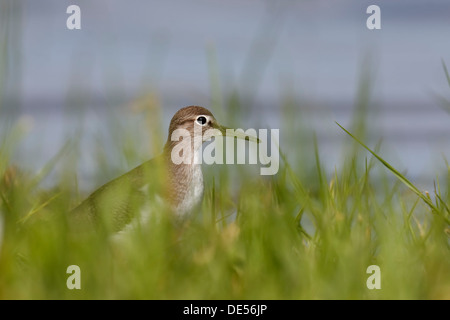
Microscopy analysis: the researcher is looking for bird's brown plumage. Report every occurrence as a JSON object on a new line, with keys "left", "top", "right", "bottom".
{"left": 70, "top": 106, "right": 217, "bottom": 233}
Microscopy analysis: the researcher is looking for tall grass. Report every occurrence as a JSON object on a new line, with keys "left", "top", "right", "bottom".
{"left": 0, "top": 89, "right": 449, "bottom": 299}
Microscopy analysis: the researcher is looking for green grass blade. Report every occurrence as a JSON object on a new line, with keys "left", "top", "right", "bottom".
{"left": 336, "top": 122, "right": 449, "bottom": 225}
{"left": 442, "top": 59, "right": 450, "bottom": 88}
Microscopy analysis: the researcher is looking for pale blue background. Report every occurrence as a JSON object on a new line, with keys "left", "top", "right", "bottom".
{"left": 1, "top": 0, "right": 450, "bottom": 190}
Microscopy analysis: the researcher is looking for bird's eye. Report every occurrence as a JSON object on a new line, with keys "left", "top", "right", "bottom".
{"left": 196, "top": 116, "right": 207, "bottom": 125}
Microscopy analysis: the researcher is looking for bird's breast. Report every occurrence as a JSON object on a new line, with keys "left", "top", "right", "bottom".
{"left": 176, "top": 164, "right": 204, "bottom": 217}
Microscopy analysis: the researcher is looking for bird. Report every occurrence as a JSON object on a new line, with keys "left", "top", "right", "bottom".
{"left": 70, "top": 105, "right": 258, "bottom": 233}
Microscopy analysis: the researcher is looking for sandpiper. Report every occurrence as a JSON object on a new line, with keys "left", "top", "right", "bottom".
{"left": 71, "top": 105, "right": 258, "bottom": 232}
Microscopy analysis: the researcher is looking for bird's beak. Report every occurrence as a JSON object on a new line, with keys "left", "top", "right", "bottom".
{"left": 213, "top": 123, "right": 261, "bottom": 143}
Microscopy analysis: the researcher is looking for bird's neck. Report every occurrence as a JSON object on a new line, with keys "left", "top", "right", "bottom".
{"left": 163, "top": 142, "right": 204, "bottom": 215}
{"left": 164, "top": 135, "right": 203, "bottom": 163}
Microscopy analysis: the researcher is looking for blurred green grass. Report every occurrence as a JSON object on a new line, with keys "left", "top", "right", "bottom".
{"left": 0, "top": 92, "right": 449, "bottom": 299}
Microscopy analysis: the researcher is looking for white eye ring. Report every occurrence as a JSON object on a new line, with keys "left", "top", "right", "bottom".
{"left": 196, "top": 116, "right": 208, "bottom": 125}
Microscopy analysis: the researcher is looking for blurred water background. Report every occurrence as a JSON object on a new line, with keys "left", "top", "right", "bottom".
{"left": 1, "top": 0, "right": 450, "bottom": 191}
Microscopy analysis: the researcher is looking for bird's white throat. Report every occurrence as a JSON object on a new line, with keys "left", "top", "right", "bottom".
{"left": 176, "top": 149, "right": 204, "bottom": 217}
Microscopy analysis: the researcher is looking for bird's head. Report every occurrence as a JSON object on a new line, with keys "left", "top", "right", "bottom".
{"left": 164, "top": 106, "right": 259, "bottom": 155}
